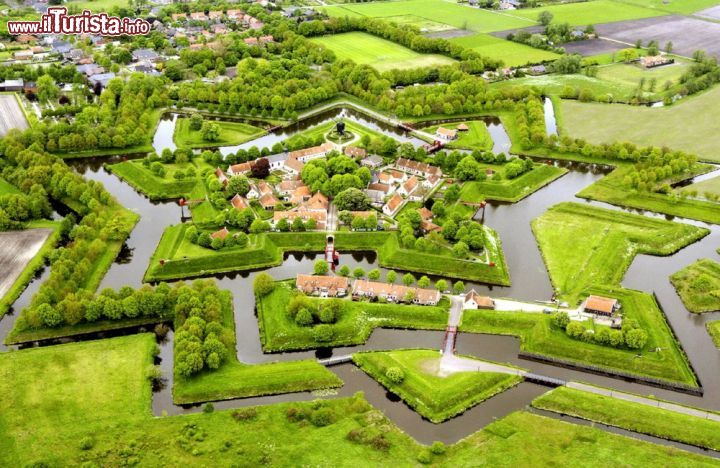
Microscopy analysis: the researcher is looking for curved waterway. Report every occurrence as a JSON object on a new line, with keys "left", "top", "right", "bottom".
{"left": 2, "top": 108, "right": 720, "bottom": 451}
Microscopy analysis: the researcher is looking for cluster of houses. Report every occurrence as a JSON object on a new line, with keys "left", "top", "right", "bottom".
{"left": 296, "top": 274, "right": 442, "bottom": 305}
{"left": 377, "top": 158, "right": 443, "bottom": 217}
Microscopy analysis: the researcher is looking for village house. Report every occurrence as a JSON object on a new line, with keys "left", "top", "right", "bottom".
{"left": 227, "top": 161, "right": 255, "bottom": 176}
{"left": 435, "top": 127, "right": 457, "bottom": 141}
{"left": 256, "top": 181, "right": 273, "bottom": 198}
{"left": 215, "top": 167, "right": 229, "bottom": 186}
{"left": 190, "top": 11, "right": 208, "bottom": 21}
{"left": 360, "top": 155, "right": 383, "bottom": 169}
{"left": 284, "top": 157, "right": 304, "bottom": 175}
{"left": 258, "top": 192, "right": 279, "bottom": 210}
{"left": 274, "top": 207, "right": 326, "bottom": 229}
{"left": 383, "top": 193, "right": 404, "bottom": 217}
{"left": 418, "top": 207, "right": 433, "bottom": 222}
{"left": 352, "top": 279, "right": 441, "bottom": 305}
{"left": 464, "top": 290, "right": 495, "bottom": 310}
{"left": 296, "top": 274, "right": 349, "bottom": 297}
{"left": 398, "top": 176, "right": 419, "bottom": 197}
{"left": 265, "top": 153, "right": 287, "bottom": 171}
{"left": 288, "top": 142, "right": 334, "bottom": 163}
{"left": 640, "top": 55, "right": 674, "bottom": 68}
{"left": 304, "top": 191, "right": 329, "bottom": 212}
{"left": 231, "top": 194, "right": 249, "bottom": 210}
{"left": 344, "top": 146, "right": 367, "bottom": 159}
{"left": 396, "top": 158, "right": 443, "bottom": 179}
{"left": 583, "top": 295, "right": 619, "bottom": 317}
{"left": 0, "top": 79, "right": 23, "bottom": 92}
{"left": 13, "top": 50, "right": 33, "bottom": 61}
{"left": 132, "top": 48, "right": 160, "bottom": 62}
{"left": 88, "top": 72, "right": 116, "bottom": 89}
{"left": 457, "top": 123, "right": 469, "bottom": 132}
{"left": 277, "top": 179, "right": 306, "bottom": 198}
{"left": 420, "top": 219, "right": 442, "bottom": 234}
{"left": 423, "top": 174, "right": 440, "bottom": 188}
{"left": 208, "top": 10, "right": 223, "bottom": 20}
{"left": 211, "top": 227, "right": 230, "bottom": 240}
{"left": 290, "top": 185, "right": 311, "bottom": 204}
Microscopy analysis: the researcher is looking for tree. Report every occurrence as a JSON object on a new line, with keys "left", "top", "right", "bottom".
{"left": 386, "top": 366, "right": 405, "bottom": 384}
{"left": 251, "top": 158, "right": 270, "bottom": 178}
{"left": 335, "top": 188, "right": 371, "bottom": 211}
{"left": 368, "top": 268, "right": 381, "bottom": 280}
{"left": 253, "top": 272, "right": 275, "bottom": 296}
{"left": 338, "top": 265, "right": 350, "bottom": 276}
{"left": 444, "top": 184, "right": 461, "bottom": 203}
{"left": 312, "top": 324, "right": 334, "bottom": 342}
{"left": 226, "top": 176, "right": 250, "bottom": 196}
{"left": 387, "top": 270, "right": 397, "bottom": 283}
{"left": 452, "top": 281, "right": 465, "bottom": 295}
{"left": 37, "top": 75, "right": 59, "bottom": 104}
{"left": 665, "top": 41, "right": 673, "bottom": 54}
{"left": 295, "top": 308, "right": 314, "bottom": 326}
{"left": 418, "top": 276, "right": 430, "bottom": 288}
{"left": 435, "top": 279, "right": 448, "bottom": 292}
{"left": 402, "top": 273, "right": 415, "bottom": 286}
{"left": 625, "top": 328, "right": 648, "bottom": 349}
{"left": 189, "top": 113, "right": 203, "bottom": 131}
{"left": 314, "top": 260, "right": 329, "bottom": 275}
{"left": 452, "top": 241, "right": 470, "bottom": 258}
{"left": 538, "top": 10, "right": 553, "bottom": 26}
{"left": 353, "top": 267, "right": 365, "bottom": 279}
{"left": 201, "top": 122, "right": 220, "bottom": 141}
{"left": 565, "top": 321, "right": 585, "bottom": 338}
{"left": 553, "top": 311, "right": 570, "bottom": 329}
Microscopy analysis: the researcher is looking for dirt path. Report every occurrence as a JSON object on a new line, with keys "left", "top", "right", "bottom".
{"left": 0, "top": 228, "right": 53, "bottom": 299}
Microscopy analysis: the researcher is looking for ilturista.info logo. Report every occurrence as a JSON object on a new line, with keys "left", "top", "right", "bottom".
{"left": 8, "top": 7, "right": 151, "bottom": 36}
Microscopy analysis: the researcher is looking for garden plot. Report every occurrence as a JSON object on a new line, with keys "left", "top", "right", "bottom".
{"left": 0, "top": 94, "right": 29, "bottom": 136}
{"left": 0, "top": 228, "right": 52, "bottom": 299}
{"left": 595, "top": 15, "right": 720, "bottom": 58}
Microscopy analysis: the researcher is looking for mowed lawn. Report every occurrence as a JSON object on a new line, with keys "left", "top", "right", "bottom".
{"left": 321, "top": 0, "right": 533, "bottom": 33}
{"left": 450, "top": 33, "right": 560, "bottom": 67}
{"left": 595, "top": 61, "right": 689, "bottom": 91}
{"left": 512, "top": 0, "right": 667, "bottom": 26}
{"left": 560, "top": 86, "right": 720, "bottom": 162}
{"left": 310, "top": 32, "right": 456, "bottom": 72}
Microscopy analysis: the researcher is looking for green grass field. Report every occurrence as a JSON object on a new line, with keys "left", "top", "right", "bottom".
{"left": 576, "top": 166, "right": 720, "bottom": 225}
{"left": 449, "top": 33, "right": 560, "bottom": 67}
{"left": 425, "top": 120, "right": 493, "bottom": 151}
{"left": 321, "top": 0, "right": 533, "bottom": 33}
{"left": 173, "top": 118, "right": 265, "bottom": 149}
{"left": 681, "top": 173, "right": 720, "bottom": 199}
{"left": 670, "top": 259, "right": 720, "bottom": 313}
{"left": 0, "top": 178, "right": 21, "bottom": 195}
{"left": 353, "top": 349, "right": 523, "bottom": 423}
{"left": 561, "top": 86, "right": 720, "bottom": 162}
{"left": 533, "top": 386, "right": 720, "bottom": 451}
{"left": 310, "top": 32, "right": 456, "bottom": 72}
{"left": 512, "top": 0, "right": 667, "bottom": 25}
{"left": 257, "top": 281, "right": 449, "bottom": 351}
{"left": 532, "top": 202, "right": 708, "bottom": 302}
{"left": 492, "top": 73, "right": 654, "bottom": 102}
{"left": 106, "top": 159, "right": 203, "bottom": 201}
{"left": 619, "top": 0, "right": 720, "bottom": 14}
{"left": 595, "top": 61, "right": 689, "bottom": 93}
{"left": 459, "top": 163, "right": 567, "bottom": 203}
{"left": 460, "top": 285, "right": 698, "bottom": 387}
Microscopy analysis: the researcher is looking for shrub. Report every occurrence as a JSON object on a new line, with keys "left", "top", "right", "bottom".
{"left": 312, "top": 324, "right": 334, "bottom": 342}
{"left": 295, "top": 308, "right": 314, "bottom": 326}
{"left": 253, "top": 273, "right": 275, "bottom": 296}
{"left": 318, "top": 307, "right": 336, "bottom": 324}
{"left": 385, "top": 366, "right": 405, "bottom": 384}
{"left": 417, "top": 449, "right": 433, "bottom": 464}
{"left": 553, "top": 311, "right": 570, "bottom": 329}
{"left": 314, "top": 260, "right": 329, "bottom": 275}
{"left": 79, "top": 436, "right": 94, "bottom": 451}
{"left": 310, "top": 407, "right": 335, "bottom": 427}
{"left": 231, "top": 407, "right": 258, "bottom": 421}
{"left": 625, "top": 328, "right": 648, "bottom": 349}
{"left": 430, "top": 441, "right": 446, "bottom": 455}
{"left": 370, "top": 435, "right": 391, "bottom": 452}
{"left": 203, "top": 402, "right": 215, "bottom": 414}
{"left": 565, "top": 321, "right": 585, "bottom": 338}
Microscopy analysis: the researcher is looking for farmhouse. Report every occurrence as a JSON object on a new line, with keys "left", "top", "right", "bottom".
{"left": 464, "top": 290, "right": 495, "bottom": 310}
{"left": 583, "top": 295, "right": 619, "bottom": 317}
{"left": 288, "top": 142, "right": 334, "bottom": 163}
{"left": 296, "top": 274, "right": 348, "bottom": 297}
{"left": 361, "top": 155, "right": 383, "bottom": 168}
{"left": 383, "top": 193, "right": 404, "bottom": 217}
{"left": 435, "top": 127, "right": 457, "bottom": 141}
{"left": 640, "top": 55, "right": 674, "bottom": 68}
{"left": 396, "top": 158, "right": 442, "bottom": 178}
{"left": 351, "top": 280, "right": 441, "bottom": 305}
{"left": 231, "top": 194, "right": 249, "bottom": 210}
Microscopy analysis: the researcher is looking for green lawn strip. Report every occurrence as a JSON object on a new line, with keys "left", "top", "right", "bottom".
{"left": 423, "top": 120, "right": 493, "bottom": 151}
{"left": 0, "top": 178, "right": 22, "bottom": 195}
{"left": 353, "top": 349, "right": 523, "bottom": 423}
{"left": 174, "top": 289, "right": 341, "bottom": 404}
{"left": 670, "top": 259, "right": 720, "bottom": 313}
{"left": 0, "top": 220, "right": 61, "bottom": 317}
{"left": 707, "top": 321, "right": 720, "bottom": 349}
{"left": 560, "top": 88, "right": 720, "bottom": 163}
{"left": 459, "top": 285, "right": 697, "bottom": 387}
{"left": 449, "top": 33, "right": 560, "bottom": 67}
{"left": 511, "top": 0, "right": 667, "bottom": 25}
{"left": 459, "top": 164, "right": 567, "bottom": 203}
{"left": 309, "top": 32, "right": 456, "bottom": 72}
{"left": 533, "top": 386, "right": 720, "bottom": 451}
{"left": 577, "top": 167, "right": 720, "bottom": 225}
{"left": 257, "top": 281, "right": 449, "bottom": 352}
{"left": 0, "top": 334, "right": 155, "bottom": 467}
{"left": 173, "top": 117, "right": 266, "bottom": 149}
{"left": 146, "top": 227, "right": 511, "bottom": 285}
{"left": 105, "top": 160, "right": 199, "bottom": 200}
{"left": 532, "top": 202, "right": 709, "bottom": 303}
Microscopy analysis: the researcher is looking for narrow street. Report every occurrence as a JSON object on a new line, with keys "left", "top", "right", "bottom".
{"left": 327, "top": 201, "right": 338, "bottom": 231}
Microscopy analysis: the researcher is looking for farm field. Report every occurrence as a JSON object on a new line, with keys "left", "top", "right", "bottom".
{"left": 560, "top": 86, "right": 720, "bottom": 162}
{"left": 449, "top": 33, "right": 560, "bottom": 67}
{"left": 533, "top": 386, "right": 720, "bottom": 451}
{"left": 173, "top": 118, "right": 265, "bottom": 149}
{"left": 353, "top": 349, "right": 523, "bottom": 423}
{"left": 511, "top": 0, "right": 667, "bottom": 26}
{"left": 309, "top": 32, "right": 456, "bottom": 72}
{"left": 595, "top": 61, "right": 690, "bottom": 93}
{"left": 321, "top": 0, "right": 534, "bottom": 32}
{"left": 0, "top": 94, "right": 29, "bottom": 136}
{"left": 531, "top": 202, "right": 708, "bottom": 303}
{"left": 623, "top": 0, "right": 720, "bottom": 14}
{"left": 670, "top": 259, "right": 720, "bottom": 313}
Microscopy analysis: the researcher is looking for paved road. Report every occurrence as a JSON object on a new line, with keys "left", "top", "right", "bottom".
{"left": 0, "top": 94, "right": 29, "bottom": 137}
{"left": 439, "top": 353, "right": 526, "bottom": 377}
{"left": 327, "top": 201, "right": 338, "bottom": 232}
{"left": 448, "top": 295, "right": 464, "bottom": 327}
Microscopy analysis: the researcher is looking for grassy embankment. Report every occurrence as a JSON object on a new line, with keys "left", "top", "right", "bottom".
{"left": 145, "top": 227, "right": 511, "bottom": 285}
{"left": 533, "top": 386, "right": 720, "bottom": 451}
{"left": 173, "top": 118, "right": 266, "bottom": 149}
{"left": 1, "top": 333, "right": 714, "bottom": 465}
{"left": 353, "top": 349, "right": 523, "bottom": 423}
{"left": 670, "top": 259, "right": 720, "bottom": 313}
{"left": 459, "top": 163, "right": 567, "bottom": 203}
{"left": 257, "top": 281, "right": 449, "bottom": 352}
{"left": 106, "top": 159, "right": 203, "bottom": 200}
{"left": 174, "top": 289, "right": 342, "bottom": 404}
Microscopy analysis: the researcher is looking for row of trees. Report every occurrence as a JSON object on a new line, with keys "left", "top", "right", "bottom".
{"left": 554, "top": 312, "right": 648, "bottom": 350}
{"left": 301, "top": 153, "right": 372, "bottom": 196}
